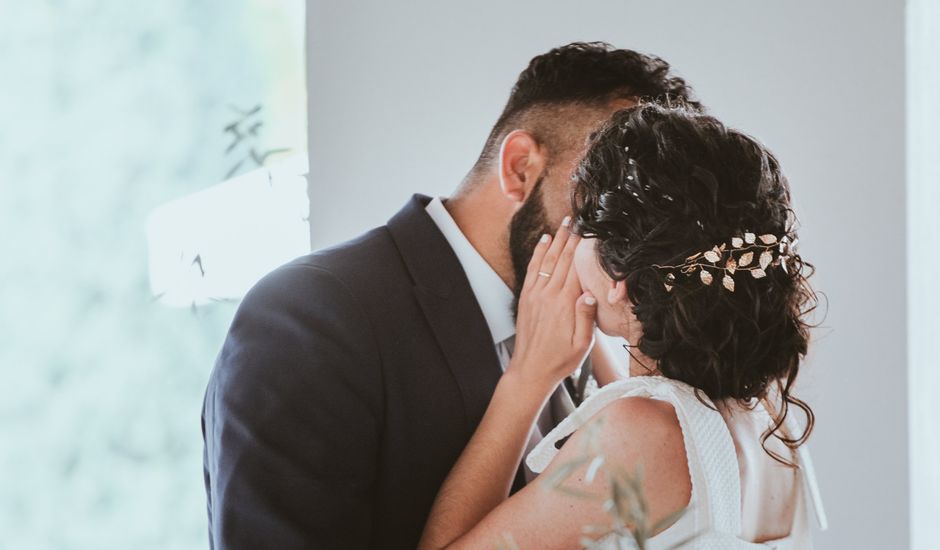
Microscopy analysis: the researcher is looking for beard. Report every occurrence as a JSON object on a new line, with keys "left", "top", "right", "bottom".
{"left": 508, "top": 176, "right": 553, "bottom": 320}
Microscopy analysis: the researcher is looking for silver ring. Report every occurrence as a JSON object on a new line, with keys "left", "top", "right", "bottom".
{"left": 538, "top": 271, "right": 552, "bottom": 278}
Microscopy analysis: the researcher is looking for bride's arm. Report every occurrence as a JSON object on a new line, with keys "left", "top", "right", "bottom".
{"left": 416, "top": 369, "right": 556, "bottom": 549}
{"left": 418, "top": 220, "right": 596, "bottom": 549}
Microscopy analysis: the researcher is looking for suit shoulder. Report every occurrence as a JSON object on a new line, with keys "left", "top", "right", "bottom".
{"left": 247, "top": 225, "right": 397, "bottom": 299}
{"left": 296, "top": 226, "right": 402, "bottom": 279}
{"left": 216, "top": 232, "right": 386, "bottom": 390}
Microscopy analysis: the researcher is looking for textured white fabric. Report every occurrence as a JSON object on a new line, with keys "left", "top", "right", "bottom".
{"left": 525, "top": 376, "right": 825, "bottom": 549}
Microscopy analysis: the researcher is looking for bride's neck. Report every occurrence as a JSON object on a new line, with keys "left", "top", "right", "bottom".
{"left": 626, "top": 345, "right": 659, "bottom": 377}
{"left": 618, "top": 315, "right": 659, "bottom": 377}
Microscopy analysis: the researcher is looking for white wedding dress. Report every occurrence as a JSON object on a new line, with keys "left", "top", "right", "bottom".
{"left": 525, "top": 376, "right": 827, "bottom": 549}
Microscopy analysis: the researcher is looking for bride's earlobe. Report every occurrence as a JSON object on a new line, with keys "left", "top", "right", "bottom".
{"left": 607, "top": 279, "right": 628, "bottom": 305}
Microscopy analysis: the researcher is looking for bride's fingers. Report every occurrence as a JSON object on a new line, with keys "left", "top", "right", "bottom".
{"left": 562, "top": 251, "right": 582, "bottom": 295}
{"left": 523, "top": 233, "right": 552, "bottom": 291}
{"left": 537, "top": 217, "right": 572, "bottom": 287}
{"left": 549, "top": 231, "right": 580, "bottom": 290}
{"left": 573, "top": 292, "right": 598, "bottom": 350}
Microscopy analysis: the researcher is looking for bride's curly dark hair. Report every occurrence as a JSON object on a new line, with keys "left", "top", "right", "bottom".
{"left": 572, "top": 102, "right": 819, "bottom": 463}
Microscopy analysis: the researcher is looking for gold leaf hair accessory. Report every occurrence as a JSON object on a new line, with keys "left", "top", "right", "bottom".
{"left": 654, "top": 232, "right": 794, "bottom": 293}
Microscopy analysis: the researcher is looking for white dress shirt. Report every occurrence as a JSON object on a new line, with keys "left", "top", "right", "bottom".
{"left": 425, "top": 197, "right": 515, "bottom": 347}
{"left": 425, "top": 197, "right": 572, "bottom": 483}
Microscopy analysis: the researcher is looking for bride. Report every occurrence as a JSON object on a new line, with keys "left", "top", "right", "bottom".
{"left": 418, "top": 103, "right": 827, "bottom": 549}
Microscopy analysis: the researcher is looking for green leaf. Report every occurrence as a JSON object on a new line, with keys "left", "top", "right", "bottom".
{"left": 585, "top": 455, "right": 606, "bottom": 483}
{"left": 555, "top": 485, "right": 603, "bottom": 501}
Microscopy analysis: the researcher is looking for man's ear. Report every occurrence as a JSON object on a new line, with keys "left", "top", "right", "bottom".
{"left": 607, "top": 278, "right": 629, "bottom": 306}
{"left": 498, "top": 130, "right": 546, "bottom": 204}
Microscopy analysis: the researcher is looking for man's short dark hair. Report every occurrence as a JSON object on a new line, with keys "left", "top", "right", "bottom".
{"left": 471, "top": 42, "right": 703, "bottom": 176}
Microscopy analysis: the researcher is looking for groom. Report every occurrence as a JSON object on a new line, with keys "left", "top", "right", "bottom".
{"left": 202, "top": 42, "right": 701, "bottom": 549}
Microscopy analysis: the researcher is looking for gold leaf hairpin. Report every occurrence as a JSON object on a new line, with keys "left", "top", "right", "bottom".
{"left": 653, "top": 232, "right": 792, "bottom": 293}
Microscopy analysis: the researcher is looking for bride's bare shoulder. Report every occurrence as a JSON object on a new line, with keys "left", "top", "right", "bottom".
{"left": 581, "top": 396, "right": 692, "bottom": 527}
{"left": 597, "top": 396, "right": 684, "bottom": 440}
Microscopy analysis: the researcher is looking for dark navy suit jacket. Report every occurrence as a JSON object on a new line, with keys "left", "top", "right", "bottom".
{"left": 202, "top": 194, "right": 530, "bottom": 549}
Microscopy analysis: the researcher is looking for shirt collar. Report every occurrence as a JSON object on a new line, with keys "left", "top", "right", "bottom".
{"left": 425, "top": 197, "right": 515, "bottom": 344}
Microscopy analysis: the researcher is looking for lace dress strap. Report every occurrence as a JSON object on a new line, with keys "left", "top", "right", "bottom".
{"left": 525, "top": 376, "right": 743, "bottom": 536}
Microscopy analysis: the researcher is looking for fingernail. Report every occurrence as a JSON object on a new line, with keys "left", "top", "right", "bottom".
{"left": 585, "top": 295, "right": 597, "bottom": 306}
{"left": 562, "top": 216, "right": 572, "bottom": 228}
{"left": 540, "top": 234, "right": 550, "bottom": 244}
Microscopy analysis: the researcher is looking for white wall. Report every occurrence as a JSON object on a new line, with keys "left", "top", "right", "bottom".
{"left": 306, "top": 1, "right": 908, "bottom": 547}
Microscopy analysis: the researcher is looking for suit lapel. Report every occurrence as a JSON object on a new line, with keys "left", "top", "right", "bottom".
{"left": 413, "top": 287, "right": 504, "bottom": 432}
{"left": 386, "top": 194, "right": 504, "bottom": 435}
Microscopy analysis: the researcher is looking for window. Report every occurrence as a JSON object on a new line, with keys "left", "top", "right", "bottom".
{"left": 0, "top": 2, "right": 307, "bottom": 547}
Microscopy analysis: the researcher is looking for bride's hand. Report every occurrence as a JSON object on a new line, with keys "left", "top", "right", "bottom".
{"left": 508, "top": 217, "right": 597, "bottom": 393}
